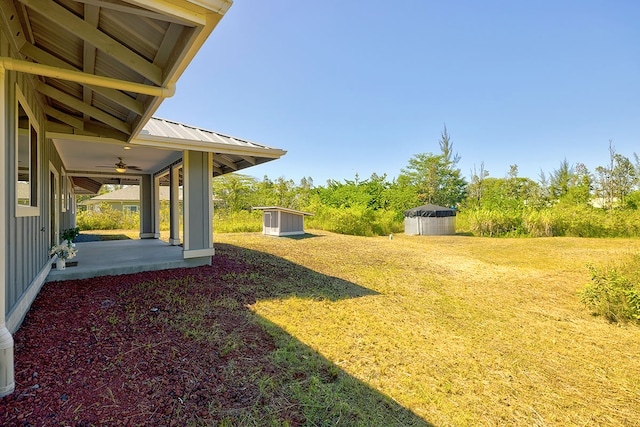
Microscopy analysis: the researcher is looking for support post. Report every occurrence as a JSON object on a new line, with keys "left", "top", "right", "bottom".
{"left": 169, "top": 165, "right": 180, "bottom": 245}
{"left": 183, "top": 151, "right": 213, "bottom": 260}
{"left": 139, "top": 175, "right": 156, "bottom": 239}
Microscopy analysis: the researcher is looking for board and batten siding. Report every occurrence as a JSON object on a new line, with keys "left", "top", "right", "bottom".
{"left": 280, "top": 212, "right": 303, "bottom": 234}
{"left": 256, "top": 207, "right": 312, "bottom": 236}
{"left": 1, "top": 30, "right": 68, "bottom": 332}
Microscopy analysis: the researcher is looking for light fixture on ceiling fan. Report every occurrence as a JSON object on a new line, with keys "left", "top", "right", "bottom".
{"left": 115, "top": 157, "right": 127, "bottom": 173}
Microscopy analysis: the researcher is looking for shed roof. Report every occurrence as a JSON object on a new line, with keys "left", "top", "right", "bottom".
{"left": 253, "top": 206, "right": 314, "bottom": 216}
{"left": 404, "top": 204, "right": 456, "bottom": 218}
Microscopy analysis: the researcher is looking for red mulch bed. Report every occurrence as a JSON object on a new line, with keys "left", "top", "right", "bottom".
{"left": 0, "top": 246, "right": 304, "bottom": 426}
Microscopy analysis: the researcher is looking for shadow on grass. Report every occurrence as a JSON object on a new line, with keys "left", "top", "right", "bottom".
{"left": 280, "top": 232, "right": 324, "bottom": 240}
{"left": 3, "top": 243, "right": 433, "bottom": 426}
{"left": 213, "top": 242, "right": 377, "bottom": 302}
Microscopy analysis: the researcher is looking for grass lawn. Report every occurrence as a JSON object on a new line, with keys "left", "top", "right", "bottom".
{"left": 212, "top": 231, "right": 640, "bottom": 427}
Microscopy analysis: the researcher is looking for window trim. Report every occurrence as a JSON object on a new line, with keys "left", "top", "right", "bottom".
{"left": 15, "top": 86, "right": 40, "bottom": 217}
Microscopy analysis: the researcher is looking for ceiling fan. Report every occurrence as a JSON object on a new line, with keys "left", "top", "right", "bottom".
{"left": 97, "top": 157, "right": 142, "bottom": 173}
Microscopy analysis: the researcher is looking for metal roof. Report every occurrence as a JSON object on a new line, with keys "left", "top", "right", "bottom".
{"left": 137, "top": 117, "right": 287, "bottom": 176}
{"left": 404, "top": 204, "right": 457, "bottom": 218}
{"left": 253, "top": 206, "right": 314, "bottom": 216}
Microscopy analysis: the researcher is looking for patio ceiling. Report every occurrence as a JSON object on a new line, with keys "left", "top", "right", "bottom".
{"left": 0, "top": 0, "right": 288, "bottom": 194}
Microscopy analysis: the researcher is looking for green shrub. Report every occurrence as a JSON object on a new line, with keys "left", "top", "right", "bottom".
{"left": 305, "top": 204, "right": 403, "bottom": 236}
{"left": 552, "top": 205, "right": 606, "bottom": 237}
{"left": 522, "top": 209, "right": 553, "bottom": 237}
{"left": 459, "top": 206, "right": 640, "bottom": 238}
{"left": 77, "top": 203, "right": 139, "bottom": 230}
{"left": 461, "top": 208, "right": 523, "bottom": 237}
{"left": 581, "top": 254, "right": 640, "bottom": 323}
{"left": 214, "top": 210, "right": 262, "bottom": 233}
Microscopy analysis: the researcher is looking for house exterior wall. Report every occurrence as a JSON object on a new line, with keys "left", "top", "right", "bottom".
{"left": 1, "top": 28, "right": 73, "bottom": 334}
{"left": 404, "top": 217, "right": 456, "bottom": 236}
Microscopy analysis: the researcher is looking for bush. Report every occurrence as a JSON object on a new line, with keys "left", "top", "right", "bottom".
{"left": 459, "top": 206, "right": 640, "bottom": 238}
{"left": 460, "top": 208, "right": 523, "bottom": 237}
{"left": 581, "top": 254, "right": 640, "bottom": 323}
{"left": 522, "top": 209, "right": 553, "bottom": 237}
{"left": 214, "top": 210, "right": 262, "bottom": 233}
{"left": 305, "top": 204, "right": 403, "bottom": 237}
{"left": 77, "top": 203, "right": 139, "bottom": 230}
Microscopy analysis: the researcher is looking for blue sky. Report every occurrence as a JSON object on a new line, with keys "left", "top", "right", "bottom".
{"left": 156, "top": 0, "right": 640, "bottom": 186}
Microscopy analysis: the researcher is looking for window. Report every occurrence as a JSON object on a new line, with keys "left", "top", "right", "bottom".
{"left": 16, "top": 88, "right": 39, "bottom": 216}
{"left": 124, "top": 205, "right": 139, "bottom": 213}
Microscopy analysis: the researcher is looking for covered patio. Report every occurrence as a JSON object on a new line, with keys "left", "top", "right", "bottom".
{"left": 45, "top": 239, "right": 206, "bottom": 283}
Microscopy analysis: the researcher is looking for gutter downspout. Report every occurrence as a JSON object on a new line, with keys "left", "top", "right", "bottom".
{"left": 0, "top": 57, "right": 176, "bottom": 97}
{"left": 0, "top": 64, "right": 15, "bottom": 397}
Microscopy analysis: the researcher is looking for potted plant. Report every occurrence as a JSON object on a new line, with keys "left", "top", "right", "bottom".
{"left": 52, "top": 227, "right": 80, "bottom": 270}
{"left": 49, "top": 242, "right": 78, "bottom": 270}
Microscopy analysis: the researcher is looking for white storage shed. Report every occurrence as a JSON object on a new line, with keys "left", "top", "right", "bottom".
{"left": 253, "top": 207, "right": 314, "bottom": 236}
{"left": 404, "top": 204, "right": 456, "bottom": 236}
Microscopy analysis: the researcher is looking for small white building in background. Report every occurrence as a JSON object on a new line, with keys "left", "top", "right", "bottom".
{"left": 253, "top": 207, "right": 314, "bottom": 236}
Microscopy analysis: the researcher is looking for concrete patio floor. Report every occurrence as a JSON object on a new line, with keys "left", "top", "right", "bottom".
{"left": 46, "top": 239, "right": 210, "bottom": 282}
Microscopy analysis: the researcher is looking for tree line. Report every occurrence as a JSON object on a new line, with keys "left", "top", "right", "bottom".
{"left": 214, "top": 126, "right": 640, "bottom": 237}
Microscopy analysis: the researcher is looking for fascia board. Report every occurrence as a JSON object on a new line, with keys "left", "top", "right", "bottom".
{"left": 131, "top": 135, "right": 287, "bottom": 158}
{"left": 47, "top": 132, "right": 128, "bottom": 146}
{"left": 129, "top": 2, "right": 230, "bottom": 139}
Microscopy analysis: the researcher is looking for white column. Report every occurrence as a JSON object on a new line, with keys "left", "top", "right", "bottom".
{"left": 169, "top": 165, "right": 180, "bottom": 245}
{"left": 183, "top": 150, "right": 214, "bottom": 259}
{"left": 139, "top": 175, "right": 157, "bottom": 239}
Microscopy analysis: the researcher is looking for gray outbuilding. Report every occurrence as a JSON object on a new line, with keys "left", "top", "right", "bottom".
{"left": 404, "top": 204, "right": 456, "bottom": 235}
{"left": 253, "top": 207, "right": 314, "bottom": 236}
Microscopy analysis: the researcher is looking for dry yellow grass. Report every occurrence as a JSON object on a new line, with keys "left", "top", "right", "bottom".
{"left": 215, "top": 231, "right": 640, "bottom": 427}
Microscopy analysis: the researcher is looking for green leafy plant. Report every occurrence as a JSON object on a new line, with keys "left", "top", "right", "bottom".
{"left": 581, "top": 254, "right": 640, "bottom": 322}
{"left": 61, "top": 226, "right": 80, "bottom": 243}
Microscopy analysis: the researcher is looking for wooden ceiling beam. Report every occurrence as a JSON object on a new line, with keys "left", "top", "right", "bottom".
{"left": 36, "top": 81, "right": 131, "bottom": 134}
{"left": 44, "top": 106, "right": 84, "bottom": 130}
{"left": 215, "top": 155, "right": 238, "bottom": 171}
{"left": 0, "top": 0, "right": 27, "bottom": 53}
{"left": 76, "top": 0, "right": 203, "bottom": 26}
{"left": 19, "top": 0, "right": 163, "bottom": 85}
{"left": 82, "top": 4, "right": 100, "bottom": 121}
{"left": 213, "top": 165, "right": 224, "bottom": 176}
{"left": 240, "top": 156, "right": 256, "bottom": 165}
{"left": 20, "top": 42, "right": 145, "bottom": 116}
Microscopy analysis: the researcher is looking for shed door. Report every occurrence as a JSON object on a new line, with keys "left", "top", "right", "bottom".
{"left": 263, "top": 211, "right": 279, "bottom": 235}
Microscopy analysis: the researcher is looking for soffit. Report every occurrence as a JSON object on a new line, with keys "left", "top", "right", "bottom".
{"left": 1, "top": 0, "right": 231, "bottom": 141}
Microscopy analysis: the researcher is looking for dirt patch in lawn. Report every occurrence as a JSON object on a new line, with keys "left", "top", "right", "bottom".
{"left": 1, "top": 249, "right": 299, "bottom": 426}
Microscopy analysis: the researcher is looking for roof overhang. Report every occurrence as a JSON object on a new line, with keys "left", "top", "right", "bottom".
{"left": 0, "top": 0, "right": 233, "bottom": 142}
{"left": 53, "top": 117, "right": 286, "bottom": 193}
{"left": 0, "top": 1, "right": 288, "bottom": 195}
